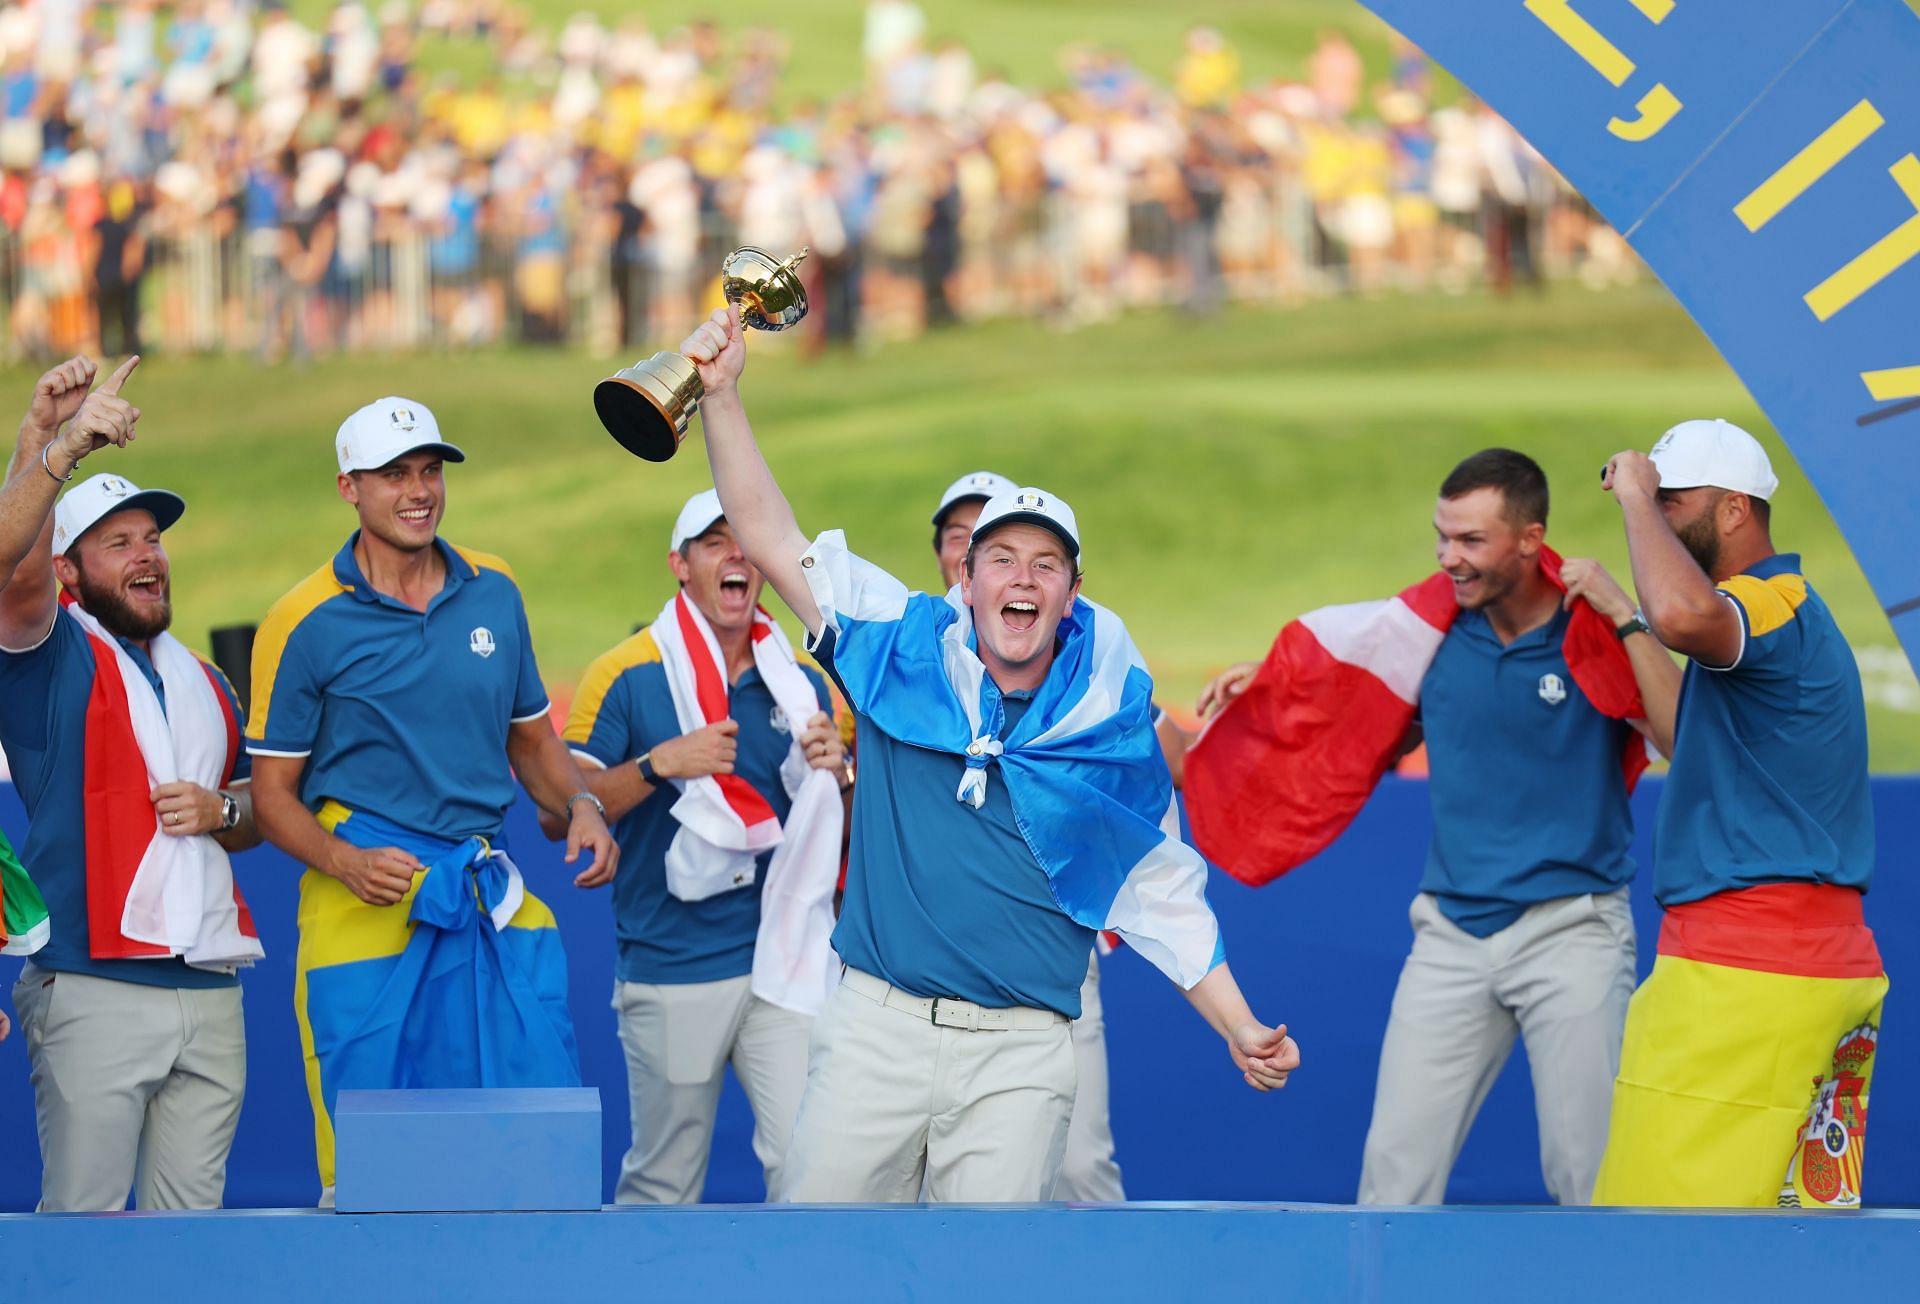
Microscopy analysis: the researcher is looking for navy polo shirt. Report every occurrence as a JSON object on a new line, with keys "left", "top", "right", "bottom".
{"left": 564, "top": 626, "right": 836, "bottom": 985}
{"left": 0, "top": 607, "right": 249, "bottom": 989}
{"left": 1417, "top": 606, "right": 1636, "bottom": 937}
{"left": 1655, "top": 554, "right": 1872, "bottom": 905}
{"left": 247, "top": 534, "right": 550, "bottom": 841}
{"left": 812, "top": 627, "right": 1096, "bottom": 1019}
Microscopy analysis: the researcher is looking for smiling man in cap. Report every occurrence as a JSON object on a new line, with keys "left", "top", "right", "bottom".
{"left": 0, "top": 355, "right": 264, "bottom": 1211}
{"left": 552, "top": 487, "right": 849, "bottom": 1203}
{"left": 671, "top": 305, "right": 1299, "bottom": 1204}
{"left": 1593, "top": 420, "right": 1883, "bottom": 1208}
{"left": 246, "top": 395, "right": 616, "bottom": 1202}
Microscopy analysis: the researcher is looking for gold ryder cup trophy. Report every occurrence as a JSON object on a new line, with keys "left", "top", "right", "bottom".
{"left": 593, "top": 246, "right": 810, "bottom": 461}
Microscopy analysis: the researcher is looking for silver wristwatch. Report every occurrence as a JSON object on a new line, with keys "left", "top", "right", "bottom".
{"left": 566, "top": 791, "right": 606, "bottom": 819}
{"left": 218, "top": 792, "right": 241, "bottom": 832}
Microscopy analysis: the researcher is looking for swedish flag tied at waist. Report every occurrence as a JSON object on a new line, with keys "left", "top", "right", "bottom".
{"left": 800, "top": 530, "right": 1225, "bottom": 989}
{"left": 294, "top": 802, "right": 579, "bottom": 1190}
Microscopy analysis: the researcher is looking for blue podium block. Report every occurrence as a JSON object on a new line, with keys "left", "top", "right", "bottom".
{"left": 334, "top": 1087, "right": 602, "bottom": 1212}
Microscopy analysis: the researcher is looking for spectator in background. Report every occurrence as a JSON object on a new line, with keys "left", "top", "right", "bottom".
{"left": 92, "top": 177, "right": 148, "bottom": 356}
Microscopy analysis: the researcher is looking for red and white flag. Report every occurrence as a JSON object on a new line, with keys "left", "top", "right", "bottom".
{"left": 1185, "top": 548, "right": 1649, "bottom": 886}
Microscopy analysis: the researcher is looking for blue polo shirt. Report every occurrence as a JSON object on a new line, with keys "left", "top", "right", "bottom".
{"left": 1417, "top": 606, "right": 1637, "bottom": 937}
{"left": 812, "top": 627, "right": 1096, "bottom": 1019}
{"left": 564, "top": 626, "right": 836, "bottom": 985}
{"left": 1654, "top": 554, "right": 1872, "bottom": 905}
{"left": 247, "top": 534, "right": 550, "bottom": 841}
{"left": 0, "top": 607, "right": 249, "bottom": 989}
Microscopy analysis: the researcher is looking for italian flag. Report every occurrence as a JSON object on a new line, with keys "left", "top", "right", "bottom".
{"left": 2, "top": 823, "right": 48, "bottom": 957}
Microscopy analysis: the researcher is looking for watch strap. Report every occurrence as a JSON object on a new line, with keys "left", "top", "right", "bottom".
{"left": 1614, "top": 614, "right": 1651, "bottom": 640}
{"left": 636, "top": 751, "right": 660, "bottom": 785}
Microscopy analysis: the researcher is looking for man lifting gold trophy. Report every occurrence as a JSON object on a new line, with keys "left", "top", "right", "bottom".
{"left": 593, "top": 246, "right": 810, "bottom": 461}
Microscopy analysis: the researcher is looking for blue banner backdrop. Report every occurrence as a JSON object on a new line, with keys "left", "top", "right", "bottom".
{"left": 1358, "top": 0, "right": 1920, "bottom": 667}
{"left": 4, "top": 777, "right": 1917, "bottom": 1208}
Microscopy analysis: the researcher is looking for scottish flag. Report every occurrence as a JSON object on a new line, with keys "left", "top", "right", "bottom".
{"left": 801, "top": 530, "right": 1225, "bottom": 988}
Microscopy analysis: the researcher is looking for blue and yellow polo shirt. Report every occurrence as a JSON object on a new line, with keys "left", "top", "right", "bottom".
{"left": 247, "top": 533, "right": 551, "bottom": 841}
{"left": 0, "top": 608, "right": 248, "bottom": 988}
{"left": 1654, "top": 553, "right": 1873, "bottom": 905}
{"left": 1417, "top": 605, "right": 1637, "bottom": 937}
{"left": 564, "top": 626, "right": 837, "bottom": 985}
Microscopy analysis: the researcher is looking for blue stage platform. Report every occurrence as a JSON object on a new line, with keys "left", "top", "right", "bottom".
{"left": 4, "top": 775, "right": 1918, "bottom": 1209}
{"left": 4, "top": 1203, "right": 1918, "bottom": 1300}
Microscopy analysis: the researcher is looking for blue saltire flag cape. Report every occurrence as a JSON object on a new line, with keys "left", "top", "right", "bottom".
{"left": 800, "top": 530, "right": 1225, "bottom": 988}
{"left": 304, "top": 808, "right": 581, "bottom": 1132}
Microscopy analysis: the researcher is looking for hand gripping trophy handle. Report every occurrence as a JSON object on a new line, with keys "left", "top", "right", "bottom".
{"left": 594, "top": 247, "right": 810, "bottom": 461}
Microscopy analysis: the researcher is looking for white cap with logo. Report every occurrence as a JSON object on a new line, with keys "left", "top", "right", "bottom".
{"left": 1650, "top": 418, "right": 1779, "bottom": 501}
{"left": 933, "top": 470, "right": 1019, "bottom": 525}
{"left": 671, "top": 488, "right": 725, "bottom": 551}
{"left": 53, "top": 473, "right": 186, "bottom": 558}
{"left": 335, "top": 397, "right": 466, "bottom": 474}
{"left": 971, "top": 486, "right": 1081, "bottom": 560}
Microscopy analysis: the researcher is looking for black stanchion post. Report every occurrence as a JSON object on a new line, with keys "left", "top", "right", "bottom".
{"left": 209, "top": 624, "right": 257, "bottom": 710}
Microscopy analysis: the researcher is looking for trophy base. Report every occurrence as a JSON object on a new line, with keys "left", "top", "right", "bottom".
{"left": 593, "top": 352, "right": 702, "bottom": 461}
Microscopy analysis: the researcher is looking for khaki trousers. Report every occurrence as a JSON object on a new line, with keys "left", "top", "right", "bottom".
{"left": 1055, "top": 951, "right": 1125, "bottom": 1201}
{"left": 11, "top": 962, "right": 246, "bottom": 1211}
{"left": 612, "top": 974, "right": 811, "bottom": 1204}
{"left": 783, "top": 969, "right": 1076, "bottom": 1203}
{"left": 1358, "top": 890, "right": 1637, "bottom": 1206}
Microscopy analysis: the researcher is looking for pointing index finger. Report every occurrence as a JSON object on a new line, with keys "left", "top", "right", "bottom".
{"left": 96, "top": 355, "right": 140, "bottom": 398}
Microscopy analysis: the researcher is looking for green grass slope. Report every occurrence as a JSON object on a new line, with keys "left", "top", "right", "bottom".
{"left": 7, "top": 284, "right": 1917, "bottom": 768}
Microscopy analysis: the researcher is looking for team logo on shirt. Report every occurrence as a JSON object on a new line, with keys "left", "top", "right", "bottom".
{"left": 770, "top": 705, "right": 789, "bottom": 734}
{"left": 1537, "top": 673, "right": 1567, "bottom": 706}
{"left": 469, "top": 626, "right": 496, "bottom": 658}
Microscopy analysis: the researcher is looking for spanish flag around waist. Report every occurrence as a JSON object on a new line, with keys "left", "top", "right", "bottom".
{"left": 1593, "top": 883, "right": 1887, "bottom": 1209}
{"left": 294, "top": 802, "right": 580, "bottom": 1190}
{"left": 1, "top": 824, "right": 49, "bottom": 957}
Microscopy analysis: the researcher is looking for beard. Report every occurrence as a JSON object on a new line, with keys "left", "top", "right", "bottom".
{"left": 72, "top": 561, "right": 172, "bottom": 641}
{"left": 1674, "top": 506, "right": 1722, "bottom": 576}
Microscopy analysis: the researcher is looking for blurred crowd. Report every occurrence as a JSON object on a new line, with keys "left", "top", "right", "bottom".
{"left": 0, "top": 0, "right": 1640, "bottom": 363}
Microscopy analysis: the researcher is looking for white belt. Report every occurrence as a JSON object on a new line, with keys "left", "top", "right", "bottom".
{"left": 841, "top": 967, "right": 1066, "bottom": 1031}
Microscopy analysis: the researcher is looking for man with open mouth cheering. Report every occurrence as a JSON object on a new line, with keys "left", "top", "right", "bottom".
{"left": 673, "top": 305, "right": 1300, "bottom": 1203}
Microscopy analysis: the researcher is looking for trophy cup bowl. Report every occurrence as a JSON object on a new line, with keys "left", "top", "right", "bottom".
{"left": 594, "top": 246, "right": 810, "bottom": 461}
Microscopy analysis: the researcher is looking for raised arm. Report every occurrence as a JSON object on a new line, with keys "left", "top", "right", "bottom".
{"left": 0, "top": 357, "right": 140, "bottom": 648}
{"left": 1603, "top": 451, "right": 1743, "bottom": 668}
{"left": 681, "top": 306, "right": 822, "bottom": 635}
{"left": 1559, "top": 555, "right": 1682, "bottom": 757}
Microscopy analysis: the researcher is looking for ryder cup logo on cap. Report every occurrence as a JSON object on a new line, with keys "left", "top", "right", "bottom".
{"left": 335, "top": 396, "right": 467, "bottom": 474}
{"left": 52, "top": 473, "right": 187, "bottom": 558}
{"left": 933, "top": 470, "right": 1019, "bottom": 525}
{"left": 1649, "top": 418, "right": 1779, "bottom": 501}
{"left": 971, "top": 485, "right": 1081, "bottom": 559}
{"left": 671, "top": 488, "right": 726, "bottom": 551}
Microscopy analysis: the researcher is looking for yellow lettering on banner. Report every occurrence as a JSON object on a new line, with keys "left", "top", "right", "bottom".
{"left": 1861, "top": 366, "right": 1920, "bottom": 401}
{"left": 1524, "top": 0, "right": 1639, "bottom": 86}
{"left": 1609, "top": 84, "right": 1683, "bottom": 141}
{"left": 1735, "top": 101, "right": 1886, "bottom": 232}
{"left": 1805, "top": 155, "right": 1920, "bottom": 321}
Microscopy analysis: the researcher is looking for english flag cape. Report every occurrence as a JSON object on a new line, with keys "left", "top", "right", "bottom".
{"left": 66, "top": 596, "right": 261, "bottom": 969}
{"left": 1186, "top": 548, "right": 1649, "bottom": 885}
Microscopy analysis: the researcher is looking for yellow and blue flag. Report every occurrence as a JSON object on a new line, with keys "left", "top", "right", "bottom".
{"left": 294, "top": 803, "right": 579, "bottom": 1190}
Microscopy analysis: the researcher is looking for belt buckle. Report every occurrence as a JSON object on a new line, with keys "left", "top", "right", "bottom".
{"left": 928, "top": 998, "right": 979, "bottom": 1032}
